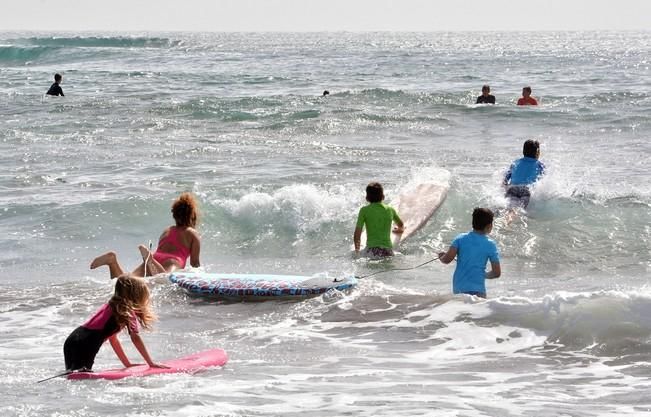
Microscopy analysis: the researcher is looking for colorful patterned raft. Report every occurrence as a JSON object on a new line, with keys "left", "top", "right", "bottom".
{"left": 169, "top": 272, "right": 357, "bottom": 300}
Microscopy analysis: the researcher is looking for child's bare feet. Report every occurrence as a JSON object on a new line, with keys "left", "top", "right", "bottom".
{"left": 90, "top": 251, "right": 116, "bottom": 269}
{"left": 138, "top": 244, "right": 151, "bottom": 262}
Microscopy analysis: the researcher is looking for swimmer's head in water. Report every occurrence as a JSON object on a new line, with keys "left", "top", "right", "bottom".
{"left": 482, "top": 85, "right": 490, "bottom": 93}
{"left": 54, "top": 73, "right": 62, "bottom": 83}
{"left": 522, "top": 86, "right": 532, "bottom": 96}
{"left": 322, "top": 90, "right": 330, "bottom": 96}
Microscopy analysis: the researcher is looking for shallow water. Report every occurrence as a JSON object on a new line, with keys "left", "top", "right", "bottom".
{"left": 1, "top": 31, "right": 650, "bottom": 416}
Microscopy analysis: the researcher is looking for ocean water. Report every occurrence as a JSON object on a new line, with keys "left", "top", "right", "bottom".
{"left": 1, "top": 31, "right": 650, "bottom": 416}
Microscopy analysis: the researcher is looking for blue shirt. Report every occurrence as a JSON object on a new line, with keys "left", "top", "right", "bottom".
{"left": 504, "top": 157, "right": 545, "bottom": 186}
{"left": 451, "top": 231, "right": 500, "bottom": 295}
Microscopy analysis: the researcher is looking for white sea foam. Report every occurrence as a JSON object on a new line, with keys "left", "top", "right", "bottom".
{"left": 1, "top": 31, "right": 650, "bottom": 417}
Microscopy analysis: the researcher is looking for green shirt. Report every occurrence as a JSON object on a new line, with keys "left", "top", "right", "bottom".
{"left": 356, "top": 203, "right": 402, "bottom": 249}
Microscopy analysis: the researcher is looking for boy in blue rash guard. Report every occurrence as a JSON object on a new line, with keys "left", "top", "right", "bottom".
{"left": 438, "top": 208, "right": 501, "bottom": 298}
{"left": 503, "top": 139, "right": 545, "bottom": 208}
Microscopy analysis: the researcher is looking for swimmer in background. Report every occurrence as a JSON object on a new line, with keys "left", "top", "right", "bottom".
{"left": 90, "top": 192, "right": 201, "bottom": 278}
{"left": 503, "top": 139, "right": 545, "bottom": 209}
{"left": 517, "top": 86, "right": 538, "bottom": 105}
{"left": 476, "top": 85, "right": 495, "bottom": 104}
{"left": 46, "top": 73, "right": 64, "bottom": 96}
{"left": 353, "top": 182, "right": 404, "bottom": 258}
{"left": 438, "top": 208, "right": 501, "bottom": 298}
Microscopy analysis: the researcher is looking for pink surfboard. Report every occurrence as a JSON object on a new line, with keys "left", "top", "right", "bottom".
{"left": 67, "top": 348, "right": 228, "bottom": 380}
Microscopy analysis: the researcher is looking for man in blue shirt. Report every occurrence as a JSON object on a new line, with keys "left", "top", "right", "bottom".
{"left": 438, "top": 208, "right": 501, "bottom": 298}
{"left": 503, "top": 139, "right": 545, "bottom": 208}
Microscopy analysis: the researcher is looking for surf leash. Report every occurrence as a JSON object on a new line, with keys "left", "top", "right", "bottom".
{"left": 355, "top": 253, "right": 443, "bottom": 279}
{"left": 37, "top": 370, "right": 72, "bottom": 383}
{"left": 143, "top": 240, "right": 152, "bottom": 277}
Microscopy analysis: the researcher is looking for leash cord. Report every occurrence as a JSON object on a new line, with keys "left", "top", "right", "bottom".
{"left": 37, "top": 370, "right": 72, "bottom": 383}
{"left": 355, "top": 254, "right": 443, "bottom": 279}
{"left": 144, "top": 240, "right": 152, "bottom": 277}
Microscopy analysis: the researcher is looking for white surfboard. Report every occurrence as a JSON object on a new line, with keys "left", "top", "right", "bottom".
{"left": 358, "top": 180, "right": 449, "bottom": 250}
{"left": 389, "top": 182, "right": 449, "bottom": 247}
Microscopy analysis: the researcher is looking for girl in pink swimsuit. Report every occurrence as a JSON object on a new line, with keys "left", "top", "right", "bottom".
{"left": 90, "top": 192, "right": 201, "bottom": 278}
{"left": 63, "top": 274, "right": 166, "bottom": 371}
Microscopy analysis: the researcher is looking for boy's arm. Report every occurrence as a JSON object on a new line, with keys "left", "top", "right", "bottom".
{"left": 129, "top": 332, "right": 168, "bottom": 368}
{"left": 353, "top": 227, "right": 362, "bottom": 254}
{"left": 393, "top": 217, "right": 405, "bottom": 234}
{"left": 109, "top": 333, "right": 133, "bottom": 368}
{"left": 503, "top": 164, "right": 513, "bottom": 186}
{"left": 486, "top": 262, "right": 501, "bottom": 279}
{"left": 538, "top": 161, "right": 545, "bottom": 179}
{"left": 438, "top": 246, "right": 457, "bottom": 264}
{"left": 392, "top": 210, "right": 404, "bottom": 234}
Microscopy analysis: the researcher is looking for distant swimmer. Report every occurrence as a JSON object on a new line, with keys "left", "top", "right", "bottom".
{"left": 476, "top": 85, "right": 495, "bottom": 104}
{"left": 46, "top": 73, "right": 64, "bottom": 96}
{"left": 517, "top": 86, "right": 538, "bottom": 106}
{"left": 353, "top": 182, "right": 404, "bottom": 258}
{"left": 438, "top": 208, "right": 501, "bottom": 298}
{"left": 503, "top": 139, "right": 545, "bottom": 208}
{"left": 322, "top": 90, "right": 330, "bottom": 97}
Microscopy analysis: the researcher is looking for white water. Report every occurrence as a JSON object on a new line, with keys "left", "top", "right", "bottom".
{"left": 1, "top": 31, "right": 650, "bottom": 416}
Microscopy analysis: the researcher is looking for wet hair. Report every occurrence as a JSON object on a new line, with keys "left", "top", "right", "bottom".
{"left": 472, "top": 208, "right": 494, "bottom": 231}
{"left": 365, "top": 182, "right": 384, "bottom": 203}
{"left": 482, "top": 85, "right": 490, "bottom": 92}
{"left": 54, "top": 73, "right": 62, "bottom": 82}
{"left": 523, "top": 139, "right": 540, "bottom": 158}
{"left": 523, "top": 86, "right": 532, "bottom": 94}
{"left": 172, "top": 192, "right": 199, "bottom": 228}
{"left": 109, "top": 274, "right": 156, "bottom": 331}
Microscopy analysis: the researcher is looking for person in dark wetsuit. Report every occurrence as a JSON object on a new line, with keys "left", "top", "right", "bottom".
{"left": 63, "top": 274, "right": 166, "bottom": 371}
{"left": 476, "top": 85, "right": 495, "bottom": 104}
{"left": 503, "top": 139, "right": 545, "bottom": 208}
{"left": 46, "top": 73, "right": 64, "bottom": 96}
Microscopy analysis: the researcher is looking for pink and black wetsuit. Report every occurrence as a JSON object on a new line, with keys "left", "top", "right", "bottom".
{"left": 63, "top": 304, "right": 139, "bottom": 371}
{"left": 153, "top": 227, "right": 191, "bottom": 268}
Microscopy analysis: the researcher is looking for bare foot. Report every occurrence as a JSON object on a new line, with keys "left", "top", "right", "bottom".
{"left": 90, "top": 251, "right": 116, "bottom": 269}
{"left": 138, "top": 244, "right": 167, "bottom": 276}
{"left": 138, "top": 244, "right": 152, "bottom": 262}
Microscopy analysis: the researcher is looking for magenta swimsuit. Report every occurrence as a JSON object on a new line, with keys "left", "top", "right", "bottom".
{"left": 153, "top": 227, "right": 191, "bottom": 268}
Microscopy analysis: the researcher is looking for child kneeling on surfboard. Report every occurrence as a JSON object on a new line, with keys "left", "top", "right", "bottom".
{"left": 438, "top": 208, "right": 501, "bottom": 298}
{"left": 63, "top": 274, "right": 167, "bottom": 371}
{"left": 354, "top": 182, "right": 404, "bottom": 258}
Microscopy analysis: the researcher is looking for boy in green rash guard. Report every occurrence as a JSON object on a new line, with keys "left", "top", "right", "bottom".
{"left": 353, "top": 182, "right": 404, "bottom": 258}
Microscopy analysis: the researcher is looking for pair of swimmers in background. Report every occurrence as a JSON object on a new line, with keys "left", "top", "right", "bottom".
{"left": 476, "top": 85, "right": 539, "bottom": 106}
{"left": 63, "top": 192, "right": 202, "bottom": 372}
{"left": 354, "top": 139, "right": 544, "bottom": 298}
